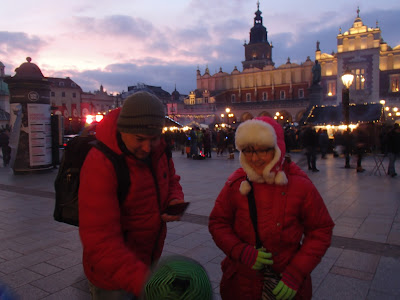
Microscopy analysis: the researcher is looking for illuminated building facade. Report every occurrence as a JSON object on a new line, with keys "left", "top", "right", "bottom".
{"left": 181, "top": 5, "right": 400, "bottom": 126}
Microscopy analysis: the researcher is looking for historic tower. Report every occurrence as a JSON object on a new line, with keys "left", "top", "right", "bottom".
{"left": 242, "top": 1, "right": 274, "bottom": 70}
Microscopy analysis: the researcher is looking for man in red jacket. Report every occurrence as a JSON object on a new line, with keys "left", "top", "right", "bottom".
{"left": 79, "top": 91, "right": 185, "bottom": 299}
{"left": 209, "top": 116, "right": 334, "bottom": 300}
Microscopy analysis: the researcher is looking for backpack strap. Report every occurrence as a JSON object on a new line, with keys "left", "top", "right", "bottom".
{"left": 91, "top": 140, "right": 131, "bottom": 205}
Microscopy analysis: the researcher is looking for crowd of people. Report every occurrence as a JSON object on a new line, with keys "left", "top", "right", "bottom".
{"left": 163, "top": 126, "right": 237, "bottom": 159}
{"left": 162, "top": 120, "right": 400, "bottom": 178}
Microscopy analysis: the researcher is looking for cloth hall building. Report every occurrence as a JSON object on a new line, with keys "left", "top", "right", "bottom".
{"left": 172, "top": 4, "right": 400, "bottom": 127}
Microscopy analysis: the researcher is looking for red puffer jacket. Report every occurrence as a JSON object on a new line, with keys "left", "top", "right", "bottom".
{"left": 79, "top": 109, "right": 184, "bottom": 296}
{"left": 209, "top": 162, "right": 334, "bottom": 300}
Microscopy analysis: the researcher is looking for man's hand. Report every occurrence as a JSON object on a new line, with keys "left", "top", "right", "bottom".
{"left": 161, "top": 199, "right": 184, "bottom": 222}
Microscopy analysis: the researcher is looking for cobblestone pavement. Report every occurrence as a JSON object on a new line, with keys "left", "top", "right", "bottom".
{"left": 0, "top": 151, "right": 399, "bottom": 299}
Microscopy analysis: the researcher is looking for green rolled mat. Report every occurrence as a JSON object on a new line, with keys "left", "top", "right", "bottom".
{"left": 143, "top": 255, "right": 213, "bottom": 300}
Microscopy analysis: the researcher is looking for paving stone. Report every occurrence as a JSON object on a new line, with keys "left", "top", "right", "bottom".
{"left": 12, "top": 283, "right": 50, "bottom": 300}
{"left": 0, "top": 268, "right": 43, "bottom": 288}
{"left": 0, "top": 250, "right": 58, "bottom": 274}
{"left": 311, "top": 256, "right": 336, "bottom": 290}
{"left": 387, "top": 222, "right": 400, "bottom": 246}
{"left": 366, "top": 289, "right": 399, "bottom": 300}
{"left": 203, "top": 261, "right": 222, "bottom": 284}
{"left": 333, "top": 224, "right": 358, "bottom": 238}
{"left": 41, "top": 286, "right": 91, "bottom": 300}
{"left": 331, "top": 266, "right": 374, "bottom": 281}
{"left": 324, "top": 247, "right": 343, "bottom": 259}
{"left": 30, "top": 264, "right": 85, "bottom": 293}
{"left": 370, "top": 256, "right": 400, "bottom": 296}
{"left": 28, "top": 262, "right": 63, "bottom": 276}
{"left": 0, "top": 249, "right": 23, "bottom": 260}
{"left": 335, "top": 249, "right": 380, "bottom": 273}
{"left": 313, "top": 273, "right": 370, "bottom": 300}
{"left": 167, "top": 222, "right": 205, "bottom": 235}
{"left": 182, "top": 245, "right": 223, "bottom": 264}
{"left": 46, "top": 252, "right": 83, "bottom": 269}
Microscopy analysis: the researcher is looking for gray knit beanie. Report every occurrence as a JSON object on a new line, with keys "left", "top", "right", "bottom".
{"left": 117, "top": 91, "right": 165, "bottom": 135}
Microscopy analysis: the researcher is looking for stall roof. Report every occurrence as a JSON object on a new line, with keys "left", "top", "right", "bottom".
{"left": 165, "top": 116, "right": 183, "bottom": 127}
{"left": 304, "top": 103, "right": 384, "bottom": 125}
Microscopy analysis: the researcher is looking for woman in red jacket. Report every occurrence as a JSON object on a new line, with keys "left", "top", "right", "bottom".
{"left": 209, "top": 116, "right": 334, "bottom": 300}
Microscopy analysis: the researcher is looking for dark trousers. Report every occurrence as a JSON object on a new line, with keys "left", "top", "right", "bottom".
{"left": 305, "top": 147, "right": 317, "bottom": 169}
{"left": 2, "top": 145, "right": 11, "bottom": 166}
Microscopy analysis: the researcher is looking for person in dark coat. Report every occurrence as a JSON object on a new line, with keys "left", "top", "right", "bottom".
{"left": 353, "top": 126, "right": 370, "bottom": 172}
{"left": 301, "top": 125, "right": 319, "bottom": 172}
{"left": 387, "top": 123, "right": 400, "bottom": 177}
{"left": 0, "top": 129, "right": 11, "bottom": 167}
{"left": 318, "top": 129, "right": 330, "bottom": 159}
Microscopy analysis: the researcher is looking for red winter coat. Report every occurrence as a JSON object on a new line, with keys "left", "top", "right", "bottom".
{"left": 209, "top": 162, "right": 334, "bottom": 300}
{"left": 79, "top": 109, "right": 184, "bottom": 296}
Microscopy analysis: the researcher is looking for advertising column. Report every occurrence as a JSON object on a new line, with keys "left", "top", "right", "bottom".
{"left": 5, "top": 57, "right": 52, "bottom": 173}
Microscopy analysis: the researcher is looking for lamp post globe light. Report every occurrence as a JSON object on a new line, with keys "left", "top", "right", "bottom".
{"left": 341, "top": 69, "right": 355, "bottom": 168}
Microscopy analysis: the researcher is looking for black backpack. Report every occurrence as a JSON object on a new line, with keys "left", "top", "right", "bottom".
{"left": 53, "top": 135, "right": 130, "bottom": 226}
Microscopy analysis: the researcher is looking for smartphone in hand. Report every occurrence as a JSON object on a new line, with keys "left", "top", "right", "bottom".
{"left": 163, "top": 202, "right": 190, "bottom": 216}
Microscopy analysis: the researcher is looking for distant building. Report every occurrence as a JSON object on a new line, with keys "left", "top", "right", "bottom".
{"left": 0, "top": 61, "right": 10, "bottom": 128}
{"left": 176, "top": 5, "right": 400, "bottom": 127}
{"left": 81, "top": 84, "right": 116, "bottom": 118}
{"left": 317, "top": 7, "right": 400, "bottom": 108}
{"left": 123, "top": 83, "right": 172, "bottom": 104}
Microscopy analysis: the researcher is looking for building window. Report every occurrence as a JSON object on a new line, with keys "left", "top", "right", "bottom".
{"left": 262, "top": 92, "right": 268, "bottom": 101}
{"left": 189, "top": 96, "right": 195, "bottom": 105}
{"left": 72, "top": 92, "right": 76, "bottom": 98}
{"left": 59, "top": 82, "right": 64, "bottom": 87}
{"left": 298, "top": 89, "right": 304, "bottom": 99}
{"left": 246, "top": 93, "right": 251, "bottom": 102}
{"left": 61, "top": 92, "right": 66, "bottom": 97}
{"left": 355, "top": 69, "right": 365, "bottom": 90}
{"left": 71, "top": 83, "right": 76, "bottom": 87}
{"left": 280, "top": 91, "right": 286, "bottom": 100}
{"left": 51, "top": 91, "right": 55, "bottom": 97}
{"left": 204, "top": 96, "right": 209, "bottom": 103}
{"left": 327, "top": 81, "right": 336, "bottom": 96}
{"left": 231, "top": 94, "right": 236, "bottom": 103}
{"left": 390, "top": 75, "right": 399, "bottom": 92}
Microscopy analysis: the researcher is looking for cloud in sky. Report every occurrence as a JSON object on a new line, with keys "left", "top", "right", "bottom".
{"left": 1, "top": 0, "right": 399, "bottom": 95}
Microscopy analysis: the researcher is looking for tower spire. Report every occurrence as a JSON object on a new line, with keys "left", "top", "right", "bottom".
{"left": 357, "top": 6, "right": 360, "bottom": 17}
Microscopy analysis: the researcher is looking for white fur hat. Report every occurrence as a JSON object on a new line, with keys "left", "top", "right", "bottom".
{"left": 235, "top": 116, "right": 288, "bottom": 194}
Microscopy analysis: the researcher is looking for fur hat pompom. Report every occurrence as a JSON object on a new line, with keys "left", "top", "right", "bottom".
{"left": 239, "top": 180, "right": 252, "bottom": 195}
{"left": 274, "top": 170, "right": 288, "bottom": 185}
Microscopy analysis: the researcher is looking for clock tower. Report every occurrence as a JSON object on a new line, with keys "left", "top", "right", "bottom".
{"left": 242, "top": 1, "right": 274, "bottom": 70}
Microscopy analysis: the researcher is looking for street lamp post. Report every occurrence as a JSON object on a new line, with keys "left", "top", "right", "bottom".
{"left": 225, "top": 108, "right": 230, "bottom": 124}
{"left": 341, "top": 69, "right": 354, "bottom": 168}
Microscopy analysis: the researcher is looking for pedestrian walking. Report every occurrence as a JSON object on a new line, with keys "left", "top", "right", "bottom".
{"left": 301, "top": 124, "right": 319, "bottom": 172}
{"left": 0, "top": 129, "right": 11, "bottom": 167}
{"left": 318, "top": 128, "right": 330, "bottom": 159}
{"left": 209, "top": 116, "right": 334, "bottom": 300}
{"left": 78, "top": 91, "right": 185, "bottom": 299}
{"left": 386, "top": 123, "right": 400, "bottom": 177}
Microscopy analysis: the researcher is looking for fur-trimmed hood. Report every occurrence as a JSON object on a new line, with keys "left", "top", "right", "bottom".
{"left": 235, "top": 116, "right": 288, "bottom": 194}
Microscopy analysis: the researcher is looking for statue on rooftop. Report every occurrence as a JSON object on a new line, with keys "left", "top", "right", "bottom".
{"left": 312, "top": 60, "right": 321, "bottom": 85}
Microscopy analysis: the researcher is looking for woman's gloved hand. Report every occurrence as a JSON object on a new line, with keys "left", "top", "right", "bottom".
{"left": 240, "top": 245, "right": 273, "bottom": 270}
{"left": 272, "top": 275, "right": 298, "bottom": 300}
